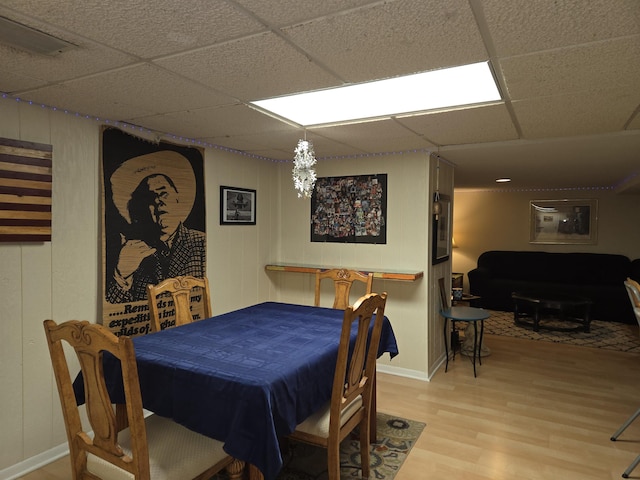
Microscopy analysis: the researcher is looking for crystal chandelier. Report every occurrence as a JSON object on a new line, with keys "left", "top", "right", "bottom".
{"left": 292, "top": 139, "right": 317, "bottom": 199}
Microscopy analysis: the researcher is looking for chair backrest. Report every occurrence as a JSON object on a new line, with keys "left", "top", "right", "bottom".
{"left": 147, "top": 275, "right": 212, "bottom": 332}
{"left": 329, "top": 292, "right": 387, "bottom": 434}
{"left": 43, "top": 319, "right": 151, "bottom": 478}
{"left": 438, "top": 277, "right": 449, "bottom": 310}
{"left": 624, "top": 278, "right": 640, "bottom": 327}
{"left": 314, "top": 268, "right": 374, "bottom": 309}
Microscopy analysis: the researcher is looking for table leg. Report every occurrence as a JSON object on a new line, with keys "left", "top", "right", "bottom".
{"left": 472, "top": 322, "right": 478, "bottom": 377}
{"left": 249, "top": 464, "right": 264, "bottom": 480}
{"left": 444, "top": 317, "right": 449, "bottom": 372}
{"left": 513, "top": 300, "right": 520, "bottom": 324}
{"left": 479, "top": 320, "right": 484, "bottom": 366}
{"left": 225, "top": 459, "right": 245, "bottom": 480}
{"left": 451, "top": 320, "right": 458, "bottom": 361}
{"left": 584, "top": 303, "right": 591, "bottom": 333}
{"left": 533, "top": 305, "right": 540, "bottom": 332}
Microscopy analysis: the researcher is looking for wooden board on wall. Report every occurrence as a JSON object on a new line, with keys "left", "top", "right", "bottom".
{"left": 0, "top": 137, "right": 52, "bottom": 242}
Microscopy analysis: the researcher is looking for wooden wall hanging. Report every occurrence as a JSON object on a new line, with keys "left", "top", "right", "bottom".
{"left": 0, "top": 137, "right": 52, "bottom": 242}
{"left": 101, "top": 127, "right": 206, "bottom": 337}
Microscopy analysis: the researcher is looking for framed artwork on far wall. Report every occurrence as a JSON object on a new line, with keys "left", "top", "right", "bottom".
{"left": 220, "top": 186, "right": 256, "bottom": 225}
{"left": 432, "top": 193, "right": 451, "bottom": 264}
{"left": 310, "top": 173, "right": 387, "bottom": 244}
{"left": 529, "top": 199, "right": 597, "bottom": 244}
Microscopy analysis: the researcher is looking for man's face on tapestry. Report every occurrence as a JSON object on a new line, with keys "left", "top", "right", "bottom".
{"left": 129, "top": 174, "right": 181, "bottom": 241}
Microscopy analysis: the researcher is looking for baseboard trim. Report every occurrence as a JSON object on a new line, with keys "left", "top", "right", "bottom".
{"left": 0, "top": 443, "right": 68, "bottom": 480}
{"left": 377, "top": 363, "right": 430, "bottom": 381}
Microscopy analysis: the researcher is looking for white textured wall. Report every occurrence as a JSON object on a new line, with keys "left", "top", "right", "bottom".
{"left": 0, "top": 99, "right": 100, "bottom": 471}
{"left": 206, "top": 150, "right": 279, "bottom": 314}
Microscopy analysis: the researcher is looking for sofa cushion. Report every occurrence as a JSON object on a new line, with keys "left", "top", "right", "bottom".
{"left": 553, "top": 253, "right": 630, "bottom": 285}
{"left": 477, "top": 251, "right": 549, "bottom": 282}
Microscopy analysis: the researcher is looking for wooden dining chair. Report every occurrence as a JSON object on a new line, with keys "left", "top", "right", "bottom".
{"left": 147, "top": 275, "right": 212, "bottom": 332}
{"left": 314, "top": 268, "right": 374, "bottom": 309}
{"left": 624, "top": 278, "right": 640, "bottom": 328}
{"left": 289, "top": 292, "right": 388, "bottom": 480}
{"left": 438, "top": 277, "right": 450, "bottom": 310}
{"left": 43, "top": 319, "right": 241, "bottom": 480}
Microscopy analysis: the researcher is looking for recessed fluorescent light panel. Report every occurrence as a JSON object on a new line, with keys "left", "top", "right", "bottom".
{"left": 251, "top": 61, "right": 501, "bottom": 126}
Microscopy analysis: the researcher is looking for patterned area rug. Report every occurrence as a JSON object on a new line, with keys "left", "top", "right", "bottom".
{"left": 215, "top": 413, "right": 425, "bottom": 480}
{"left": 484, "top": 309, "right": 640, "bottom": 353}
{"left": 279, "top": 413, "right": 424, "bottom": 480}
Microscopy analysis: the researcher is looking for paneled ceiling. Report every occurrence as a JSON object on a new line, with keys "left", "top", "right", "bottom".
{"left": 0, "top": 0, "right": 639, "bottom": 192}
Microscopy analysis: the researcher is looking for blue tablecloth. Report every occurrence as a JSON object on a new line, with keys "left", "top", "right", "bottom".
{"left": 75, "top": 301, "right": 398, "bottom": 480}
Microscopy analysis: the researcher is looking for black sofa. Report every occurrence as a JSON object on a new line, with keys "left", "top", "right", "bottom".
{"left": 468, "top": 251, "right": 640, "bottom": 324}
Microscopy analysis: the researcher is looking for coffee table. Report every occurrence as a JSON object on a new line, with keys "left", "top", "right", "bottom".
{"left": 511, "top": 291, "right": 593, "bottom": 333}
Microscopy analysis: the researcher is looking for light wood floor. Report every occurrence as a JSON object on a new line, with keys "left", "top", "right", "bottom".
{"left": 20, "top": 333, "right": 640, "bottom": 480}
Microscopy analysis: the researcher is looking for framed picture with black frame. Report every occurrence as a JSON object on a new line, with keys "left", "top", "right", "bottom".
{"left": 220, "top": 186, "right": 256, "bottom": 225}
{"left": 310, "top": 173, "right": 387, "bottom": 244}
{"left": 432, "top": 193, "right": 451, "bottom": 264}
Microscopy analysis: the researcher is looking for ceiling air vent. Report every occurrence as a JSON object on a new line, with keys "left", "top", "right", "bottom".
{"left": 0, "top": 16, "right": 76, "bottom": 56}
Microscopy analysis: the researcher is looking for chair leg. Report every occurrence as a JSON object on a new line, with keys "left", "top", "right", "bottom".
{"left": 327, "top": 441, "right": 341, "bottom": 480}
{"left": 611, "top": 407, "right": 640, "bottom": 478}
{"left": 622, "top": 455, "right": 640, "bottom": 478}
{"left": 360, "top": 417, "right": 371, "bottom": 479}
{"left": 611, "top": 407, "right": 640, "bottom": 441}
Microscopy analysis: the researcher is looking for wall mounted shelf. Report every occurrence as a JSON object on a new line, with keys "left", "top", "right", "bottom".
{"left": 265, "top": 263, "right": 423, "bottom": 282}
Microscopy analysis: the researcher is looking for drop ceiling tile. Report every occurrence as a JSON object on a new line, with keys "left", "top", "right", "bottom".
{"left": 1, "top": 0, "right": 638, "bottom": 190}
{"left": 208, "top": 128, "right": 370, "bottom": 161}
{"left": 310, "top": 119, "right": 435, "bottom": 153}
{"left": 21, "top": 64, "right": 233, "bottom": 121}
{"left": 242, "top": 147, "right": 292, "bottom": 160}
{"left": 514, "top": 88, "right": 640, "bottom": 139}
{"left": 201, "top": 135, "right": 261, "bottom": 151}
{"left": 155, "top": 32, "right": 341, "bottom": 101}
{"left": 135, "top": 104, "right": 290, "bottom": 139}
{"left": 302, "top": 135, "right": 369, "bottom": 159}
{"left": 0, "top": 36, "right": 135, "bottom": 87}
{"left": 482, "top": 0, "right": 640, "bottom": 57}
{"left": 0, "top": 68, "right": 45, "bottom": 92}
{"left": 14, "top": 84, "right": 149, "bottom": 121}
{"left": 0, "top": 0, "right": 265, "bottom": 58}
{"left": 283, "top": 0, "right": 487, "bottom": 83}
{"left": 500, "top": 37, "right": 640, "bottom": 100}
{"left": 233, "top": 0, "right": 379, "bottom": 27}
{"left": 397, "top": 104, "right": 519, "bottom": 145}
{"left": 212, "top": 138, "right": 369, "bottom": 162}
{"left": 209, "top": 129, "right": 301, "bottom": 151}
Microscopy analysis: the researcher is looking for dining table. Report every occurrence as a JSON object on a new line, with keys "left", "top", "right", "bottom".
{"left": 74, "top": 301, "right": 399, "bottom": 480}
